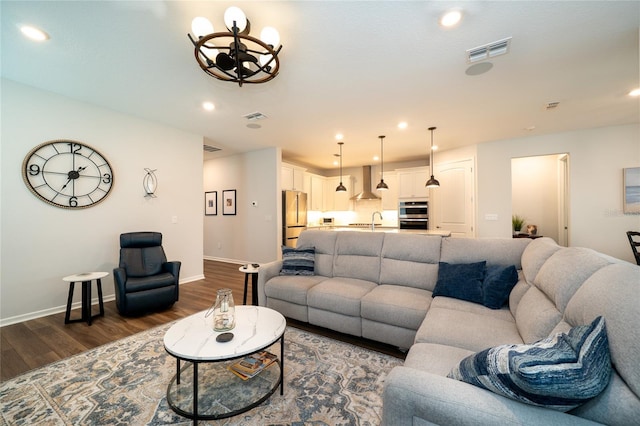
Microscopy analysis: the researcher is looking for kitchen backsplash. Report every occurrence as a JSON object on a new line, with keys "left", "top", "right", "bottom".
{"left": 308, "top": 199, "right": 398, "bottom": 227}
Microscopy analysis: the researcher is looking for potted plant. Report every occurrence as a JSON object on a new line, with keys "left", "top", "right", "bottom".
{"left": 512, "top": 214, "right": 525, "bottom": 235}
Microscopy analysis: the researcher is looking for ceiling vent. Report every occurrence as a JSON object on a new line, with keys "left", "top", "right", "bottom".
{"left": 243, "top": 111, "right": 268, "bottom": 121}
{"left": 545, "top": 101, "right": 560, "bottom": 110}
{"left": 466, "top": 37, "right": 512, "bottom": 63}
{"left": 203, "top": 145, "right": 221, "bottom": 152}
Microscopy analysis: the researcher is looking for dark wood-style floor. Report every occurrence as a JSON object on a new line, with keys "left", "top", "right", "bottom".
{"left": 1, "top": 260, "right": 405, "bottom": 382}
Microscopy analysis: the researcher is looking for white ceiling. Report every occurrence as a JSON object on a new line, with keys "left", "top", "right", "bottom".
{"left": 2, "top": 1, "right": 638, "bottom": 171}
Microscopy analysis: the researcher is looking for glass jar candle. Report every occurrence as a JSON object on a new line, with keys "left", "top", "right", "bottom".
{"left": 213, "top": 288, "right": 235, "bottom": 331}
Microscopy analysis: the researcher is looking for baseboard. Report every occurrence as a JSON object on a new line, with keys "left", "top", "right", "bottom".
{"left": 179, "top": 274, "right": 205, "bottom": 284}
{"left": 1, "top": 270, "right": 233, "bottom": 328}
{"left": 0, "top": 295, "right": 117, "bottom": 328}
{"left": 203, "top": 255, "right": 246, "bottom": 264}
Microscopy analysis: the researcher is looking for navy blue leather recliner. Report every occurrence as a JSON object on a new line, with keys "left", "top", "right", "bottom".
{"left": 113, "top": 232, "right": 180, "bottom": 315}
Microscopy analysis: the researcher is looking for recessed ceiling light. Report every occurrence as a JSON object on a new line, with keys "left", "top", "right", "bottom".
{"left": 335, "top": 133, "right": 344, "bottom": 140}
{"left": 373, "top": 155, "right": 380, "bottom": 161}
{"left": 202, "top": 101, "right": 215, "bottom": 111}
{"left": 440, "top": 10, "right": 462, "bottom": 27}
{"left": 432, "top": 145, "right": 439, "bottom": 151}
{"left": 20, "top": 25, "right": 49, "bottom": 41}
{"left": 397, "top": 122, "right": 408, "bottom": 129}
{"left": 629, "top": 88, "right": 640, "bottom": 97}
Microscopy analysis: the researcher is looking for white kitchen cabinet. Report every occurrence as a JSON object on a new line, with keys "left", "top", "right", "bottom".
{"left": 324, "top": 176, "right": 352, "bottom": 211}
{"left": 398, "top": 167, "right": 429, "bottom": 199}
{"left": 309, "top": 173, "right": 325, "bottom": 211}
{"left": 379, "top": 171, "right": 398, "bottom": 210}
{"left": 281, "top": 163, "right": 305, "bottom": 191}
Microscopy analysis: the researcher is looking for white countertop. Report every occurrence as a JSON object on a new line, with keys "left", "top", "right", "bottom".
{"left": 306, "top": 226, "right": 450, "bottom": 236}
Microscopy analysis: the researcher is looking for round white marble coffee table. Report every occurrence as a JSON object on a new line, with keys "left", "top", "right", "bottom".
{"left": 163, "top": 305, "right": 286, "bottom": 424}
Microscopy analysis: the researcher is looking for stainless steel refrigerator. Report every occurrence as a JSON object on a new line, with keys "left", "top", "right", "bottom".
{"left": 282, "top": 190, "right": 307, "bottom": 247}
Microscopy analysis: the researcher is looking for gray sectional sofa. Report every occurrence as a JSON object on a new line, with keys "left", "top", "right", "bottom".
{"left": 257, "top": 230, "right": 640, "bottom": 425}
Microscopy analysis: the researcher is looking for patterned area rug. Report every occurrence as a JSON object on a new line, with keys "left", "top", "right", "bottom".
{"left": 0, "top": 324, "right": 402, "bottom": 425}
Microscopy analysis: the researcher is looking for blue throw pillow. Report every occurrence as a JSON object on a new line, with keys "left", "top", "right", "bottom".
{"left": 432, "top": 261, "right": 486, "bottom": 304}
{"left": 482, "top": 265, "right": 519, "bottom": 309}
{"left": 448, "top": 316, "right": 611, "bottom": 411}
{"left": 280, "top": 246, "right": 315, "bottom": 276}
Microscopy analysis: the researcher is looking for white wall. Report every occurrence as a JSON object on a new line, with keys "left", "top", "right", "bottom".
{"left": 0, "top": 79, "right": 204, "bottom": 325}
{"left": 477, "top": 124, "right": 640, "bottom": 263}
{"left": 203, "top": 148, "right": 280, "bottom": 264}
{"left": 512, "top": 155, "right": 561, "bottom": 241}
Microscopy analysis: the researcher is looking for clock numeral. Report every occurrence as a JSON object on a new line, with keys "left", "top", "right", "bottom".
{"left": 69, "top": 196, "right": 78, "bottom": 207}
{"left": 68, "top": 143, "right": 81, "bottom": 154}
{"left": 28, "top": 164, "right": 41, "bottom": 176}
{"left": 102, "top": 173, "right": 112, "bottom": 184}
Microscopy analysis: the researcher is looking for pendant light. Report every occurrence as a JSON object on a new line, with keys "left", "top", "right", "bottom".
{"left": 336, "top": 142, "right": 347, "bottom": 192}
{"left": 426, "top": 127, "right": 440, "bottom": 188}
{"left": 376, "top": 135, "right": 388, "bottom": 190}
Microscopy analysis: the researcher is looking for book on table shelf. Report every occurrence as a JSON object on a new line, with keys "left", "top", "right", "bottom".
{"left": 228, "top": 351, "right": 278, "bottom": 380}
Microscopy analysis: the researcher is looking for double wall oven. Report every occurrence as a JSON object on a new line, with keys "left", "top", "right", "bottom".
{"left": 399, "top": 200, "right": 429, "bottom": 230}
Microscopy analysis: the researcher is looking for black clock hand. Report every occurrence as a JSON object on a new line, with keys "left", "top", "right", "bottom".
{"left": 61, "top": 166, "right": 87, "bottom": 190}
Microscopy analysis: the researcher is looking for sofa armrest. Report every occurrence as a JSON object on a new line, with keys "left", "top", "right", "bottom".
{"left": 382, "top": 367, "right": 602, "bottom": 426}
{"left": 163, "top": 261, "right": 181, "bottom": 279}
{"left": 257, "top": 260, "right": 283, "bottom": 307}
{"left": 163, "top": 261, "right": 181, "bottom": 300}
{"left": 113, "top": 267, "right": 127, "bottom": 312}
{"left": 113, "top": 267, "right": 127, "bottom": 292}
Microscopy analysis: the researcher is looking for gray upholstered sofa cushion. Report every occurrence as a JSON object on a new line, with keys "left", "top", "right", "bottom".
{"left": 379, "top": 233, "right": 441, "bottom": 290}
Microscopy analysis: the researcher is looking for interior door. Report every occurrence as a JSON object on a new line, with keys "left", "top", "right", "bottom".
{"left": 431, "top": 159, "right": 475, "bottom": 238}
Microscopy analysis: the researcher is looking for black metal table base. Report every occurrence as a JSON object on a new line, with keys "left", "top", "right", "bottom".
{"left": 242, "top": 272, "right": 258, "bottom": 305}
{"left": 166, "top": 333, "right": 284, "bottom": 425}
{"left": 64, "top": 279, "right": 104, "bottom": 325}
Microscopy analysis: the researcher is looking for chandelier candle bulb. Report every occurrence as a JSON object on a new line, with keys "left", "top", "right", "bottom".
{"left": 224, "top": 7, "right": 247, "bottom": 32}
{"left": 260, "top": 27, "right": 280, "bottom": 47}
{"left": 191, "top": 17, "right": 213, "bottom": 38}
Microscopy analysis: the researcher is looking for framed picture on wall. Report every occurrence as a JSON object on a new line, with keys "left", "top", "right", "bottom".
{"left": 623, "top": 167, "right": 640, "bottom": 214}
{"left": 223, "top": 189, "right": 237, "bottom": 215}
{"left": 205, "top": 191, "right": 217, "bottom": 215}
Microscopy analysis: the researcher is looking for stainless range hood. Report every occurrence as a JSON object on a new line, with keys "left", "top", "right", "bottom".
{"left": 351, "top": 165, "right": 381, "bottom": 200}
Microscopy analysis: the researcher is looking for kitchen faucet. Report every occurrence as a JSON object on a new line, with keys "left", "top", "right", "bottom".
{"left": 371, "top": 211, "right": 383, "bottom": 231}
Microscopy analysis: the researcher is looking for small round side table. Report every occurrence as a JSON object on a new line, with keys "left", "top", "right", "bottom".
{"left": 62, "top": 271, "right": 108, "bottom": 325}
{"left": 239, "top": 264, "right": 259, "bottom": 305}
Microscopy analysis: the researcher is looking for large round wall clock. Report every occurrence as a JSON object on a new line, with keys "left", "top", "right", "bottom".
{"left": 22, "top": 140, "right": 114, "bottom": 209}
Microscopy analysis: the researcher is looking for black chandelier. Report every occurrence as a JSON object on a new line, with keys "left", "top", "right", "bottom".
{"left": 426, "top": 127, "right": 440, "bottom": 188}
{"left": 336, "top": 142, "right": 347, "bottom": 192}
{"left": 188, "top": 7, "right": 282, "bottom": 87}
{"left": 376, "top": 135, "right": 389, "bottom": 190}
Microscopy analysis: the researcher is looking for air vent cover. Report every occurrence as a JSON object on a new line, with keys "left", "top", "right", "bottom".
{"left": 466, "top": 37, "right": 512, "bottom": 63}
{"left": 243, "top": 111, "right": 268, "bottom": 121}
{"left": 203, "top": 145, "right": 221, "bottom": 152}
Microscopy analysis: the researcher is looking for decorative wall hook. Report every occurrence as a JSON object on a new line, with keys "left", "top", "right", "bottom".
{"left": 143, "top": 168, "right": 158, "bottom": 197}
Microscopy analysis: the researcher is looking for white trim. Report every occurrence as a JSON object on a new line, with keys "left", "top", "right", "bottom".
{"left": 0, "top": 276, "right": 205, "bottom": 327}
{"left": 0, "top": 295, "right": 116, "bottom": 327}
{"left": 203, "top": 255, "right": 246, "bottom": 265}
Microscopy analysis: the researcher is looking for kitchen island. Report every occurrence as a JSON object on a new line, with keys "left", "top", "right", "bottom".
{"left": 306, "top": 225, "right": 451, "bottom": 237}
